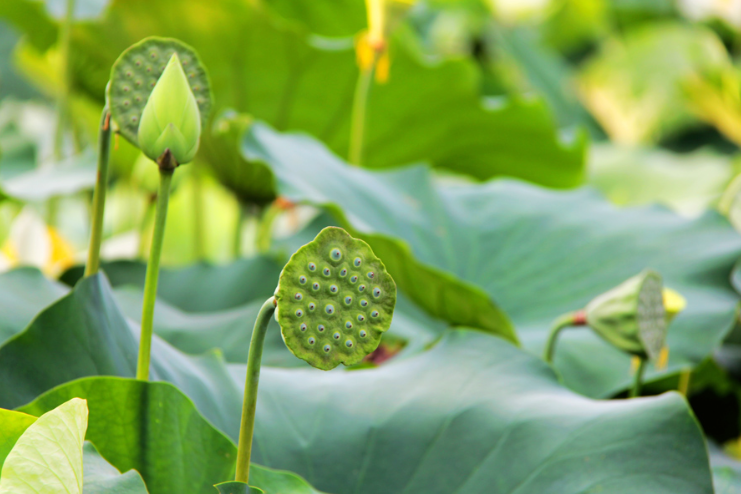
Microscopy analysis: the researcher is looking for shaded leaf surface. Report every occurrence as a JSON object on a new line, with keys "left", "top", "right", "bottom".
{"left": 82, "top": 442, "right": 149, "bottom": 494}
{"left": 244, "top": 330, "right": 713, "bottom": 494}
{"left": 244, "top": 123, "right": 741, "bottom": 397}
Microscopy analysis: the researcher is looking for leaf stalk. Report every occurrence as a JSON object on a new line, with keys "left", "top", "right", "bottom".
{"left": 83, "top": 108, "right": 112, "bottom": 277}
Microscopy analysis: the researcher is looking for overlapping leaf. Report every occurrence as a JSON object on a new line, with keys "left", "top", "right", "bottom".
{"left": 243, "top": 122, "right": 741, "bottom": 397}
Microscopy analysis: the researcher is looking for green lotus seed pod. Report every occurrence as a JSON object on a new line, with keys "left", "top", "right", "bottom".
{"left": 585, "top": 270, "right": 667, "bottom": 360}
{"left": 274, "top": 227, "right": 396, "bottom": 370}
{"left": 107, "top": 37, "right": 212, "bottom": 161}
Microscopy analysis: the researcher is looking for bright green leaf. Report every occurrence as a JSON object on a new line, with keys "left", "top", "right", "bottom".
{"left": 0, "top": 397, "right": 88, "bottom": 494}
{"left": 0, "top": 408, "right": 36, "bottom": 468}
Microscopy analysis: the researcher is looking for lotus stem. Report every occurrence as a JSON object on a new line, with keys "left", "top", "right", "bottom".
{"left": 233, "top": 202, "right": 246, "bottom": 259}
{"left": 83, "top": 107, "right": 112, "bottom": 277}
{"left": 543, "top": 312, "right": 580, "bottom": 363}
{"left": 235, "top": 296, "right": 276, "bottom": 484}
{"left": 348, "top": 61, "right": 377, "bottom": 166}
{"left": 192, "top": 163, "right": 205, "bottom": 259}
{"left": 678, "top": 368, "right": 691, "bottom": 396}
{"left": 53, "top": 0, "right": 75, "bottom": 160}
{"left": 136, "top": 167, "right": 174, "bottom": 381}
{"left": 629, "top": 357, "right": 647, "bottom": 398}
{"left": 255, "top": 202, "right": 281, "bottom": 254}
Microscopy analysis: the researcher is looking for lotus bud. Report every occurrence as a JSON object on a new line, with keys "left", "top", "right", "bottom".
{"left": 585, "top": 270, "right": 666, "bottom": 360}
{"left": 663, "top": 288, "right": 686, "bottom": 325}
{"left": 137, "top": 53, "right": 201, "bottom": 167}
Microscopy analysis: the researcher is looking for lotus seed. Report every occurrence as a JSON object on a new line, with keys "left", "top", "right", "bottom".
{"left": 358, "top": 314, "right": 365, "bottom": 322}
{"left": 318, "top": 324, "right": 325, "bottom": 332}
{"left": 308, "top": 302, "right": 316, "bottom": 311}
{"left": 323, "top": 267, "right": 331, "bottom": 276}
{"left": 308, "top": 337, "right": 315, "bottom": 345}
{"left": 331, "top": 248, "right": 342, "bottom": 260}
{"left": 359, "top": 285, "right": 366, "bottom": 292}
{"left": 308, "top": 262, "right": 317, "bottom": 271}
{"left": 371, "top": 310, "right": 379, "bottom": 318}
{"left": 295, "top": 292, "right": 303, "bottom": 301}
{"left": 346, "top": 321, "right": 353, "bottom": 329}
{"left": 340, "top": 268, "right": 348, "bottom": 277}
{"left": 359, "top": 330, "right": 367, "bottom": 338}
{"left": 299, "top": 275, "right": 307, "bottom": 284}
{"left": 333, "top": 332, "right": 341, "bottom": 340}
{"left": 330, "top": 285, "right": 339, "bottom": 293}
{"left": 313, "top": 282, "right": 320, "bottom": 291}
{"left": 345, "top": 340, "right": 354, "bottom": 348}
{"left": 354, "top": 258, "right": 362, "bottom": 267}
{"left": 326, "top": 304, "right": 335, "bottom": 315}
{"left": 324, "top": 344, "right": 331, "bottom": 353}
{"left": 367, "top": 272, "right": 375, "bottom": 279}
{"left": 373, "top": 288, "right": 382, "bottom": 298}
{"left": 300, "top": 323, "right": 307, "bottom": 332}
{"left": 350, "top": 276, "right": 358, "bottom": 283}
{"left": 296, "top": 309, "right": 304, "bottom": 317}
{"left": 360, "top": 299, "right": 368, "bottom": 307}
{"left": 345, "top": 296, "right": 353, "bottom": 305}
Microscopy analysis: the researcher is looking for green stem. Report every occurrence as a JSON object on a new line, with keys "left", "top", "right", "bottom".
{"left": 348, "top": 65, "right": 375, "bottom": 166}
{"left": 543, "top": 312, "right": 578, "bottom": 363}
{"left": 255, "top": 202, "right": 280, "bottom": 254}
{"left": 630, "top": 358, "right": 647, "bottom": 398}
{"left": 53, "top": 0, "right": 76, "bottom": 161}
{"left": 192, "top": 163, "right": 205, "bottom": 260}
{"left": 136, "top": 168, "right": 174, "bottom": 381}
{"left": 83, "top": 108, "right": 111, "bottom": 277}
{"left": 235, "top": 296, "right": 276, "bottom": 484}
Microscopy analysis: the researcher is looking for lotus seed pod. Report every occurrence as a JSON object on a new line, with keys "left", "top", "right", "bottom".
{"left": 585, "top": 270, "right": 667, "bottom": 360}
{"left": 275, "top": 227, "right": 396, "bottom": 370}
{"left": 107, "top": 37, "right": 212, "bottom": 159}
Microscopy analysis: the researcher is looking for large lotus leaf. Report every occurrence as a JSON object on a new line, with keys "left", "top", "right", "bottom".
{"left": 0, "top": 273, "right": 244, "bottom": 440}
{"left": 19, "top": 377, "right": 326, "bottom": 494}
{"left": 0, "top": 397, "right": 87, "bottom": 494}
{"left": 15, "top": 0, "right": 586, "bottom": 186}
{"left": 0, "top": 267, "right": 69, "bottom": 345}
{"left": 243, "top": 123, "right": 741, "bottom": 397}
{"left": 232, "top": 330, "right": 713, "bottom": 493}
{"left": 0, "top": 150, "right": 97, "bottom": 201}
{"left": 61, "top": 257, "right": 283, "bottom": 312}
{"left": 82, "top": 442, "right": 149, "bottom": 494}
{"left": 0, "top": 408, "right": 36, "bottom": 467}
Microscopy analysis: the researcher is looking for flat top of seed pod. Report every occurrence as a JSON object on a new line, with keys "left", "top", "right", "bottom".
{"left": 107, "top": 37, "right": 212, "bottom": 147}
{"left": 636, "top": 270, "right": 667, "bottom": 360}
{"left": 275, "top": 227, "right": 396, "bottom": 370}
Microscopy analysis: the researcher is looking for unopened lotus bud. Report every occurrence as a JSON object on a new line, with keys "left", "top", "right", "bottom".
{"left": 137, "top": 53, "right": 201, "bottom": 166}
{"left": 663, "top": 288, "right": 686, "bottom": 325}
{"left": 585, "top": 270, "right": 667, "bottom": 360}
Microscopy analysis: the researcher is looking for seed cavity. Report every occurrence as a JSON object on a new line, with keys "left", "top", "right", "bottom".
{"left": 330, "top": 248, "right": 342, "bottom": 261}
{"left": 345, "top": 340, "right": 354, "bottom": 348}
{"left": 350, "top": 276, "right": 358, "bottom": 284}
{"left": 296, "top": 309, "right": 304, "bottom": 317}
{"left": 360, "top": 299, "right": 368, "bottom": 307}
{"left": 308, "top": 337, "right": 315, "bottom": 345}
{"left": 300, "top": 323, "right": 307, "bottom": 332}
{"left": 308, "top": 262, "right": 317, "bottom": 271}
{"left": 312, "top": 282, "right": 320, "bottom": 291}
{"left": 308, "top": 302, "right": 316, "bottom": 311}
{"left": 324, "top": 344, "right": 331, "bottom": 353}
{"left": 345, "top": 321, "right": 353, "bottom": 329}
{"left": 359, "top": 285, "right": 366, "bottom": 292}
{"left": 325, "top": 304, "right": 335, "bottom": 315}
{"left": 354, "top": 258, "right": 362, "bottom": 267}
{"left": 373, "top": 288, "right": 382, "bottom": 298}
{"left": 333, "top": 332, "right": 341, "bottom": 340}
{"left": 359, "top": 330, "right": 367, "bottom": 338}
{"left": 344, "top": 296, "right": 353, "bottom": 305}
{"left": 357, "top": 314, "right": 365, "bottom": 322}
{"left": 371, "top": 310, "right": 379, "bottom": 318}
{"left": 294, "top": 293, "right": 303, "bottom": 301}
{"left": 330, "top": 285, "right": 339, "bottom": 294}
{"left": 367, "top": 272, "right": 375, "bottom": 279}
{"left": 318, "top": 324, "right": 325, "bottom": 332}
{"left": 323, "top": 267, "right": 331, "bottom": 276}
{"left": 340, "top": 268, "right": 348, "bottom": 277}
{"left": 299, "top": 275, "right": 307, "bottom": 284}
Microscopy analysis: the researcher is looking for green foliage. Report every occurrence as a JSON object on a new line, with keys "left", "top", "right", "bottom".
{"left": 243, "top": 122, "right": 741, "bottom": 397}
{"left": 0, "top": 397, "right": 87, "bottom": 494}
{"left": 81, "top": 442, "right": 149, "bottom": 494}
{"left": 275, "top": 227, "right": 396, "bottom": 369}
